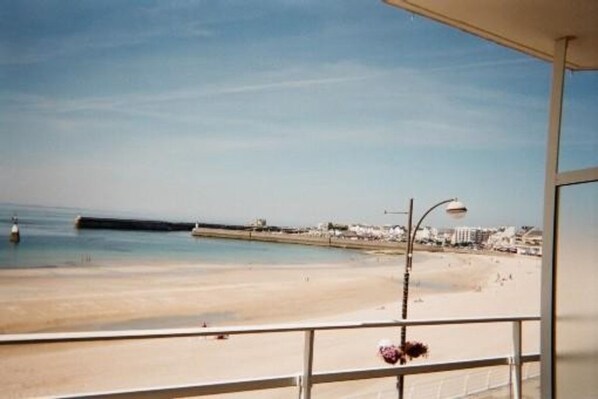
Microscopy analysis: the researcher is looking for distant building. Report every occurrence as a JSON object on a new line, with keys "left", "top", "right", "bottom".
{"left": 348, "top": 224, "right": 383, "bottom": 240}
{"left": 414, "top": 226, "right": 432, "bottom": 242}
{"left": 452, "top": 227, "right": 476, "bottom": 245}
{"left": 388, "top": 225, "right": 406, "bottom": 241}
{"left": 451, "top": 227, "right": 494, "bottom": 246}
{"left": 521, "top": 227, "right": 543, "bottom": 246}
{"left": 252, "top": 219, "right": 267, "bottom": 228}
{"left": 515, "top": 227, "right": 543, "bottom": 256}
{"left": 486, "top": 226, "right": 517, "bottom": 252}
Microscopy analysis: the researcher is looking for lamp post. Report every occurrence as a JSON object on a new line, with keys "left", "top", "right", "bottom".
{"left": 385, "top": 198, "right": 467, "bottom": 399}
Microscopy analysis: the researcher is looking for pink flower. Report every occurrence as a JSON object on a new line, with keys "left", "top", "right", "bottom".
{"left": 377, "top": 339, "right": 429, "bottom": 364}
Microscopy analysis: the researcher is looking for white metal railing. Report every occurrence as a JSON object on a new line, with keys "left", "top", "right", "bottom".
{"left": 0, "top": 316, "right": 540, "bottom": 399}
{"left": 345, "top": 362, "right": 541, "bottom": 398}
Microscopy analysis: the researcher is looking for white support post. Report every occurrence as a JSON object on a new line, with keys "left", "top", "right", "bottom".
{"left": 511, "top": 320, "right": 523, "bottom": 399}
{"left": 540, "top": 36, "right": 569, "bottom": 399}
{"left": 435, "top": 380, "right": 444, "bottom": 399}
{"left": 463, "top": 373, "right": 470, "bottom": 396}
{"left": 300, "top": 329, "right": 315, "bottom": 399}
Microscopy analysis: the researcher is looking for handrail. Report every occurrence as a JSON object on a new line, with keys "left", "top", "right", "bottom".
{"left": 55, "top": 354, "right": 540, "bottom": 399}
{"left": 313, "top": 353, "right": 541, "bottom": 384}
{"left": 58, "top": 375, "right": 302, "bottom": 399}
{"left": 0, "top": 315, "right": 540, "bottom": 345}
{"left": 1, "top": 316, "right": 541, "bottom": 399}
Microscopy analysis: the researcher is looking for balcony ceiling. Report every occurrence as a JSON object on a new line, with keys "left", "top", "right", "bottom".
{"left": 383, "top": 0, "right": 598, "bottom": 70}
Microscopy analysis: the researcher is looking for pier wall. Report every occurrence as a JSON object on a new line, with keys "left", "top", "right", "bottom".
{"left": 75, "top": 216, "right": 445, "bottom": 253}
{"left": 75, "top": 217, "right": 195, "bottom": 231}
{"left": 75, "top": 217, "right": 298, "bottom": 233}
{"left": 191, "top": 228, "right": 412, "bottom": 252}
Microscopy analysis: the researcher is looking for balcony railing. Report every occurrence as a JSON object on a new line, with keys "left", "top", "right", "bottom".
{"left": 0, "top": 316, "right": 540, "bottom": 399}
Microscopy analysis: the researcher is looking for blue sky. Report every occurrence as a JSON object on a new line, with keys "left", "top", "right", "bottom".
{"left": 1, "top": 1, "right": 596, "bottom": 227}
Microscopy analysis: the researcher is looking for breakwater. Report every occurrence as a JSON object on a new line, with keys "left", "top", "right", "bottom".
{"left": 191, "top": 228, "right": 411, "bottom": 252}
{"left": 74, "top": 216, "right": 300, "bottom": 233}
{"left": 74, "top": 217, "right": 444, "bottom": 254}
{"left": 75, "top": 216, "right": 194, "bottom": 231}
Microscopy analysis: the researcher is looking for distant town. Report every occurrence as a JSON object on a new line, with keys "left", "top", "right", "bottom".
{"left": 303, "top": 222, "right": 543, "bottom": 256}
{"left": 247, "top": 219, "right": 543, "bottom": 257}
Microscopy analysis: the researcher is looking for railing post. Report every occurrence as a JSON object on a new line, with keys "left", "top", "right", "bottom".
{"left": 300, "top": 329, "right": 315, "bottom": 399}
{"left": 511, "top": 320, "right": 522, "bottom": 399}
{"left": 463, "top": 373, "right": 470, "bottom": 396}
{"left": 435, "top": 380, "right": 444, "bottom": 399}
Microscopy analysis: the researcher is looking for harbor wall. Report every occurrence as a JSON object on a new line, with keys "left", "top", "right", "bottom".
{"left": 191, "top": 228, "right": 413, "bottom": 252}
{"left": 75, "top": 217, "right": 193, "bottom": 231}
{"left": 74, "top": 217, "right": 298, "bottom": 233}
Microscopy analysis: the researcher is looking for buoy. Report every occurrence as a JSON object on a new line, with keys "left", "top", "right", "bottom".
{"left": 9, "top": 218, "right": 20, "bottom": 243}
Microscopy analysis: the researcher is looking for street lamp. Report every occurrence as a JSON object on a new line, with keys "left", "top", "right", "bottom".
{"left": 385, "top": 198, "right": 467, "bottom": 398}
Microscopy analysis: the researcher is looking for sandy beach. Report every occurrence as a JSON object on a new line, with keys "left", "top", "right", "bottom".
{"left": 0, "top": 251, "right": 541, "bottom": 398}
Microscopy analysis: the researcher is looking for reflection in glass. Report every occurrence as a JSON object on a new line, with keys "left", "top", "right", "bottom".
{"left": 555, "top": 182, "right": 598, "bottom": 397}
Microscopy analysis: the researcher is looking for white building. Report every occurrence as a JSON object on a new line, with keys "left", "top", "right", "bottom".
{"left": 451, "top": 227, "right": 494, "bottom": 246}
{"left": 486, "top": 226, "right": 517, "bottom": 251}
{"left": 452, "top": 227, "right": 475, "bottom": 245}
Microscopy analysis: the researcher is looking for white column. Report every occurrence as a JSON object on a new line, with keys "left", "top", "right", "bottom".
{"left": 300, "top": 329, "right": 315, "bottom": 399}
{"left": 540, "top": 36, "right": 569, "bottom": 399}
{"left": 511, "top": 320, "right": 523, "bottom": 399}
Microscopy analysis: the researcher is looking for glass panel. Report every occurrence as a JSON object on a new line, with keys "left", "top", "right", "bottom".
{"left": 559, "top": 71, "right": 598, "bottom": 172}
{"left": 555, "top": 182, "right": 598, "bottom": 397}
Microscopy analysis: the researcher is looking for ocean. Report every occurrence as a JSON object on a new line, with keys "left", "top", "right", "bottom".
{"left": 0, "top": 204, "right": 370, "bottom": 268}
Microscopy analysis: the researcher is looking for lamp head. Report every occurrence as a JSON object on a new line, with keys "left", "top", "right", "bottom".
{"left": 446, "top": 200, "right": 467, "bottom": 219}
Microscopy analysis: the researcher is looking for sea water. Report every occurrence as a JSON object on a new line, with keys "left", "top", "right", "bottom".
{"left": 0, "top": 204, "right": 371, "bottom": 268}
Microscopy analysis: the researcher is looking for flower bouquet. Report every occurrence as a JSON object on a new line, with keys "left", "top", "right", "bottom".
{"left": 378, "top": 339, "right": 429, "bottom": 365}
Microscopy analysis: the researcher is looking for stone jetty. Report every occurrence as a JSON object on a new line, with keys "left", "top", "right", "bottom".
{"left": 74, "top": 216, "right": 292, "bottom": 233}
{"left": 75, "top": 216, "right": 194, "bottom": 231}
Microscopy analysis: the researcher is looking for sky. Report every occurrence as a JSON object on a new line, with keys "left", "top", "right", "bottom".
{"left": 1, "top": 0, "right": 596, "bottom": 228}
